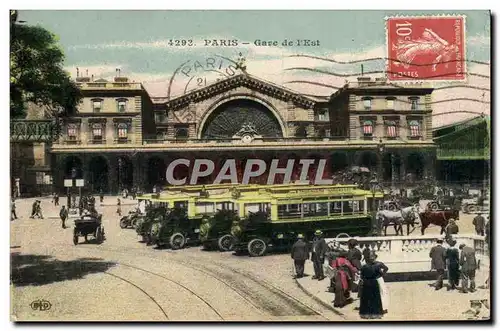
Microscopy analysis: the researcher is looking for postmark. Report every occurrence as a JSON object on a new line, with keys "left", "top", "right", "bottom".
{"left": 386, "top": 15, "right": 466, "bottom": 81}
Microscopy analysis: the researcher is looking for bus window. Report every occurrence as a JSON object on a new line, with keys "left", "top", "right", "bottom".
{"left": 342, "top": 201, "right": 353, "bottom": 214}
{"left": 330, "top": 201, "right": 342, "bottom": 215}
{"left": 278, "top": 204, "right": 301, "bottom": 219}
{"left": 352, "top": 201, "right": 360, "bottom": 213}
{"left": 358, "top": 200, "right": 365, "bottom": 212}
{"left": 302, "top": 202, "right": 328, "bottom": 217}
{"left": 244, "top": 203, "right": 261, "bottom": 216}
{"left": 216, "top": 201, "right": 236, "bottom": 211}
{"left": 174, "top": 201, "right": 188, "bottom": 210}
{"left": 196, "top": 202, "right": 214, "bottom": 214}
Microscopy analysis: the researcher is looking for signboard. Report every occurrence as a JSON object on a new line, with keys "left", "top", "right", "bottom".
{"left": 64, "top": 179, "right": 73, "bottom": 187}
{"left": 75, "top": 179, "right": 84, "bottom": 187}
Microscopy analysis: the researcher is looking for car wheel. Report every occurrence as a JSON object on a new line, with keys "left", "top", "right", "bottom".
{"left": 247, "top": 238, "right": 267, "bottom": 257}
{"left": 170, "top": 233, "right": 186, "bottom": 250}
{"left": 119, "top": 217, "right": 128, "bottom": 229}
{"left": 218, "top": 234, "right": 235, "bottom": 251}
{"left": 467, "top": 204, "right": 477, "bottom": 213}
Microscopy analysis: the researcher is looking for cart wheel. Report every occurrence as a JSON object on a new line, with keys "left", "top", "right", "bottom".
{"left": 170, "top": 233, "right": 185, "bottom": 250}
{"left": 248, "top": 238, "right": 267, "bottom": 257}
{"left": 218, "top": 234, "right": 235, "bottom": 251}
{"left": 119, "top": 217, "right": 128, "bottom": 229}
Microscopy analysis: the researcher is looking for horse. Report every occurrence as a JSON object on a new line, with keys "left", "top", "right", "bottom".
{"left": 419, "top": 209, "right": 460, "bottom": 235}
{"left": 376, "top": 205, "right": 420, "bottom": 236}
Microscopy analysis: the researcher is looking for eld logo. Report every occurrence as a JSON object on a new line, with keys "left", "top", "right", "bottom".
{"left": 30, "top": 299, "right": 52, "bottom": 311}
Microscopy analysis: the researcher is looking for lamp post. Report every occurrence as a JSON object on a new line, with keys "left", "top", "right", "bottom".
{"left": 370, "top": 176, "right": 381, "bottom": 235}
{"left": 118, "top": 158, "right": 123, "bottom": 194}
{"left": 377, "top": 139, "right": 385, "bottom": 186}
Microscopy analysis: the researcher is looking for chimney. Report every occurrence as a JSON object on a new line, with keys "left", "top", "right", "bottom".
{"left": 76, "top": 77, "right": 90, "bottom": 82}
{"left": 114, "top": 76, "right": 129, "bottom": 83}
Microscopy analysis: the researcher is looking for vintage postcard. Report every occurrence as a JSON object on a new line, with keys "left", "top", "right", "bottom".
{"left": 10, "top": 9, "right": 491, "bottom": 322}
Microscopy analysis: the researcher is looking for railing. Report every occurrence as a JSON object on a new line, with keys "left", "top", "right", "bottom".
{"left": 327, "top": 233, "right": 489, "bottom": 265}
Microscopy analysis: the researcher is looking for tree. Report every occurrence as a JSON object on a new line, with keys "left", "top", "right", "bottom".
{"left": 10, "top": 10, "right": 81, "bottom": 119}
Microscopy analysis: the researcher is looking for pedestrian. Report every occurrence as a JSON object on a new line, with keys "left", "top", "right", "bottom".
{"left": 99, "top": 189, "right": 104, "bottom": 203}
{"left": 347, "top": 238, "right": 362, "bottom": 270}
{"left": 35, "top": 200, "right": 44, "bottom": 219}
{"left": 445, "top": 219, "right": 459, "bottom": 243}
{"left": 11, "top": 198, "right": 17, "bottom": 220}
{"left": 291, "top": 234, "right": 309, "bottom": 279}
{"left": 472, "top": 213, "right": 485, "bottom": 236}
{"left": 330, "top": 250, "right": 358, "bottom": 308}
{"left": 59, "top": 205, "right": 68, "bottom": 229}
{"left": 372, "top": 253, "right": 389, "bottom": 314}
{"left": 30, "top": 200, "right": 37, "bottom": 218}
{"left": 311, "top": 230, "right": 328, "bottom": 280}
{"left": 485, "top": 217, "right": 490, "bottom": 252}
{"left": 54, "top": 193, "right": 59, "bottom": 206}
{"left": 459, "top": 243, "right": 477, "bottom": 293}
{"left": 445, "top": 239, "right": 460, "bottom": 290}
{"left": 429, "top": 239, "right": 447, "bottom": 290}
{"left": 132, "top": 188, "right": 137, "bottom": 200}
{"left": 359, "top": 251, "right": 387, "bottom": 319}
{"left": 117, "top": 198, "right": 122, "bottom": 216}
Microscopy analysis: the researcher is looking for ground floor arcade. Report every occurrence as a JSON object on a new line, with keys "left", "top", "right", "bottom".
{"left": 52, "top": 147, "right": 436, "bottom": 194}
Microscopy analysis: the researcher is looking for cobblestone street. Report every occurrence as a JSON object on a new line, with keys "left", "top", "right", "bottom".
{"left": 10, "top": 197, "right": 490, "bottom": 321}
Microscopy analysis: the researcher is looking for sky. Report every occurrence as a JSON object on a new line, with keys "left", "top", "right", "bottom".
{"left": 17, "top": 10, "right": 491, "bottom": 127}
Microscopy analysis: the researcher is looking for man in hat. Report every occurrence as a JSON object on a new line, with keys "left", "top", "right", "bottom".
{"left": 445, "top": 239, "right": 460, "bottom": 290}
{"left": 311, "top": 230, "right": 328, "bottom": 280}
{"left": 11, "top": 198, "right": 17, "bottom": 221}
{"left": 459, "top": 243, "right": 477, "bottom": 293}
{"left": 472, "top": 212, "right": 485, "bottom": 236}
{"left": 291, "top": 234, "right": 310, "bottom": 279}
{"left": 59, "top": 205, "right": 68, "bottom": 229}
{"left": 347, "top": 238, "right": 362, "bottom": 270}
{"left": 445, "top": 219, "right": 459, "bottom": 239}
{"left": 429, "top": 239, "right": 447, "bottom": 290}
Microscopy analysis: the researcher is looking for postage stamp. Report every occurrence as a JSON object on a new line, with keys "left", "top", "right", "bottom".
{"left": 386, "top": 15, "right": 466, "bottom": 81}
{"left": 9, "top": 9, "right": 490, "bottom": 323}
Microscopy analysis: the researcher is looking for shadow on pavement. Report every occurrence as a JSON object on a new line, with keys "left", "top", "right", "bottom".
{"left": 10, "top": 253, "right": 117, "bottom": 287}
{"left": 384, "top": 270, "right": 442, "bottom": 282}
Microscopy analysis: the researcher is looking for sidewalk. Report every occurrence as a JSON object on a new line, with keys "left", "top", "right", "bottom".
{"left": 296, "top": 262, "right": 491, "bottom": 321}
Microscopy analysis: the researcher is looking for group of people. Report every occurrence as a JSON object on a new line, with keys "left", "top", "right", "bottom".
{"left": 29, "top": 200, "right": 44, "bottom": 219}
{"left": 291, "top": 231, "right": 389, "bottom": 319}
{"left": 430, "top": 238, "right": 480, "bottom": 293}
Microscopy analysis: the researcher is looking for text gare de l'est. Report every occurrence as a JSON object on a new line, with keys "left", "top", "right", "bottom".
{"left": 204, "top": 39, "right": 321, "bottom": 47}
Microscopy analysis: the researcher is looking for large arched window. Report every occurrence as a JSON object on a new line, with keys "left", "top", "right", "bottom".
{"left": 385, "top": 120, "right": 397, "bottom": 138}
{"left": 409, "top": 120, "right": 421, "bottom": 137}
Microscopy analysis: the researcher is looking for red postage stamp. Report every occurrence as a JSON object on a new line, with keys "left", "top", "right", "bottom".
{"left": 386, "top": 16, "right": 466, "bottom": 81}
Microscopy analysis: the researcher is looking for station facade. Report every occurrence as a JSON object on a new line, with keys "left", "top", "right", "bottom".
{"left": 50, "top": 74, "right": 437, "bottom": 193}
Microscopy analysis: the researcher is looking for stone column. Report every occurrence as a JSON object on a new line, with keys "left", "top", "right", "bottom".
{"left": 108, "top": 156, "right": 118, "bottom": 194}
{"left": 133, "top": 154, "right": 145, "bottom": 191}
{"left": 391, "top": 153, "right": 397, "bottom": 189}
{"left": 399, "top": 151, "right": 406, "bottom": 181}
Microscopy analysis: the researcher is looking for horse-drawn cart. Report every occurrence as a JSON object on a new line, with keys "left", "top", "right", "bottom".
{"left": 73, "top": 214, "right": 105, "bottom": 245}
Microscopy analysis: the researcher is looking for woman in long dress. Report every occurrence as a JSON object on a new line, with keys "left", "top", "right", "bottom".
{"left": 359, "top": 252, "right": 387, "bottom": 319}
{"left": 331, "top": 250, "right": 358, "bottom": 308}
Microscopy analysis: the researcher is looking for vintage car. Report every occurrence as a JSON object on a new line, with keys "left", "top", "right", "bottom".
{"left": 148, "top": 207, "right": 202, "bottom": 249}
{"left": 120, "top": 209, "right": 144, "bottom": 229}
{"left": 230, "top": 184, "right": 382, "bottom": 257}
{"left": 135, "top": 206, "right": 167, "bottom": 243}
{"left": 200, "top": 209, "right": 239, "bottom": 251}
{"left": 73, "top": 213, "right": 105, "bottom": 245}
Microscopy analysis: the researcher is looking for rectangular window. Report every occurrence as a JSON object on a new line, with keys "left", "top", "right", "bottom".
{"left": 195, "top": 202, "right": 215, "bottom": 214}
{"left": 363, "top": 98, "right": 372, "bottom": 110}
{"left": 174, "top": 201, "right": 187, "bottom": 209}
{"left": 278, "top": 204, "right": 302, "bottom": 219}
{"left": 318, "top": 111, "right": 326, "bottom": 121}
{"left": 92, "top": 124, "right": 103, "bottom": 139}
{"left": 117, "top": 124, "right": 128, "bottom": 138}
{"left": 329, "top": 201, "right": 342, "bottom": 214}
{"left": 117, "top": 100, "right": 127, "bottom": 112}
{"left": 410, "top": 97, "right": 419, "bottom": 111}
{"left": 386, "top": 99, "right": 395, "bottom": 109}
{"left": 93, "top": 100, "right": 102, "bottom": 113}
{"left": 342, "top": 201, "right": 353, "bottom": 214}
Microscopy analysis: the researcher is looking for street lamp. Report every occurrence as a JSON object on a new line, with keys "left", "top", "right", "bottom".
{"left": 377, "top": 139, "right": 385, "bottom": 186}
{"left": 370, "top": 176, "right": 381, "bottom": 235}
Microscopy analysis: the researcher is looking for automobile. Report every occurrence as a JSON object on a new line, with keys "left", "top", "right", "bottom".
{"left": 149, "top": 207, "right": 202, "bottom": 249}
{"left": 73, "top": 213, "right": 105, "bottom": 245}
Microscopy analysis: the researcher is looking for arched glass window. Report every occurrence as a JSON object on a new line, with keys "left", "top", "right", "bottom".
{"left": 117, "top": 123, "right": 128, "bottom": 138}
{"left": 67, "top": 124, "right": 78, "bottom": 138}
{"left": 92, "top": 123, "right": 103, "bottom": 139}
{"left": 409, "top": 120, "right": 421, "bottom": 137}
{"left": 386, "top": 120, "right": 397, "bottom": 138}
{"left": 362, "top": 120, "right": 373, "bottom": 136}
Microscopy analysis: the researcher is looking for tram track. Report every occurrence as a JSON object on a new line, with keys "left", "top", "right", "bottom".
{"left": 64, "top": 243, "right": 334, "bottom": 320}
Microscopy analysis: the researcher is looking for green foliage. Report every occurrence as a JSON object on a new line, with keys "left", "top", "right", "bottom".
{"left": 10, "top": 10, "right": 81, "bottom": 119}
